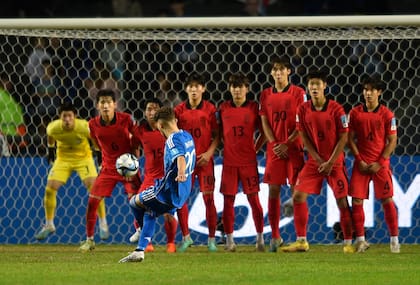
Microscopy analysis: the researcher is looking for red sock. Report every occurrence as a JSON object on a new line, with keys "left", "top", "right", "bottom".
{"left": 352, "top": 204, "right": 365, "bottom": 237}
{"left": 177, "top": 203, "right": 190, "bottom": 236}
{"left": 86, "top": 197, "right": 101, "bottom": 237}
{"left": 203, "top": 193, "right": 217, "bottom": 238}
{"left": 247, "top": 193, "right": 264, "bottom": 233}
{"left": 223, "top": 195, "right": 235, "bottom": 234}
{"left": 339, "top": 207, "right": 353, "bottom": 240}
{"left": 383, "top": 201, "right": 398, "bottom": 236}
{"left": 294, "top": 201, "right": 308, "bottom": 237}
{"left": 164, "top": 216, "right": 178, "bottom": 244}
{"left": 268, "top": 197, "right": 280, "bottom": 239}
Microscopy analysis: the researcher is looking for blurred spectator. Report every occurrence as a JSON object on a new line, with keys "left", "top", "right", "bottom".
{"left": 111, "top": 0, "right": 143, "bottom": 17}
{"left": 0, "top": 73, "right": 25, "bottom": 137}
{"left": 32, "top": 59, "right": 63, "bottom": 137}
{"left": 0, "top": 131, "right": 10, "bottom": 157}
{"left": 0, "top": 72, "right": 28, "bottom": 155}
{"left": 239, "top": 0, "right": 265, "bottom": 16}
{"left": 1, "top": 0, "right": 418, "bottom": 17}
{"left": 24, "top": 38, "right": 51, "bottom": 84}
{"left": 46, "top": 38, "right": 68, "bottom": 84}
{"left": 302, "top": 0, "right": 390, "bottom": 15}
{"left": 155, "top": 72, "right": 182, "bottom": 107}
{"left": 155, "top": 7, "right": 172, "bottom": 17}
{"left": 168, "top": 0, "right": 186, "bottom": 17}
{"left": 99, "top": 39, "right": 127, "bottom": 81}
{"left": 26, "top": 37, "right": 71, "bottom": 99}
{"left": 84, "top": 61, "right": 122, "bottom": 111}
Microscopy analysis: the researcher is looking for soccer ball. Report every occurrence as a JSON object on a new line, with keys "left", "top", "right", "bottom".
{"left": 115, "top": 153, "right": 139, "bottom": 177}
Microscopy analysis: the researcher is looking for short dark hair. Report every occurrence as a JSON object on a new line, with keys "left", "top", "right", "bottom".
{"left": 362, "top": 75, "right": 385, "bottom": 91}
{"left": 306, "top": 69, "right": 328, "bottom": 83}
{"left": 154, "top": 106, "right": 175, "bottom": 123}
{"left": 185, "top": 72, "right": 205, "bottom": 87}
{"left": 96, "top": 89, "right": 116, "bottom": 103}
{"left": 228, "top": 73, "right": 249, "bottom": 88}
{"left": 271, "top": 56, "right": 292, "bottom": 70}
{"left": 58, "top": 101, "right": 77, "bottom": 115}
{"left": 145, "top": 97, "right": 163, "bottom": 108}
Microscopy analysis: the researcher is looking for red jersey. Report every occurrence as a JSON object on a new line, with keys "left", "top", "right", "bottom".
{"left": 259, "top": 84, "right": 306, "bottom": 151}
{"left": 175, "top": 100, "right": 218, "bottom": 156}
{"left": 132, "top": 121, "right": 165, "bottom": 179}
{"left": 219, "top": 100, "right": 260, "bottom": 166}
{"left": 349, "top": 104, "right": 397, "bottom": 164}
{"left": 296, "top": 99, "right": 348, "bottom": 163}
{"left": 89, "top": 112, "right": 136, "bottom": 169}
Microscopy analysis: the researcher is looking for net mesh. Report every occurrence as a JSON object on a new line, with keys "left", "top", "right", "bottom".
{"left": 0, "top": 22, "right": 419, "bottom": 245}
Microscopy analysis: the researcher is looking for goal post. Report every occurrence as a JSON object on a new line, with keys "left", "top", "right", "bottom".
{"left": 0, "top": 16, "right": 419, "bottom": 245}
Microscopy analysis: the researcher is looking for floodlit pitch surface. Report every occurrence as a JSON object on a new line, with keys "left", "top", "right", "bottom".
{"left": 1, "top": 244, "right": 420, "bottom": 285}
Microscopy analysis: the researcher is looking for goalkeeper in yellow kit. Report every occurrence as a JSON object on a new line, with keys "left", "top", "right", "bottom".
{"left": 35, "top": 101, "right": 109, "bottom": 240}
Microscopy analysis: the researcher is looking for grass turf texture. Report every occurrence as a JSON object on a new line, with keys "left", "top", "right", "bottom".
{"left": 1, "top": 244, "right": 419, "bottom": 285}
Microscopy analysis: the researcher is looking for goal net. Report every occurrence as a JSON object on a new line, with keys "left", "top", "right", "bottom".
{"left": 0, "top": 16, "right": 419, "bottom": 245}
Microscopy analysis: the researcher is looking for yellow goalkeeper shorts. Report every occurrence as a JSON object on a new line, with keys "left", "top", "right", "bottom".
{"left": 47, "top": 157, "right": 97, "bottom": 183}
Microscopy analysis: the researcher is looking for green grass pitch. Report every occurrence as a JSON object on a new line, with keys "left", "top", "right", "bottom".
{"left": 1, "top": 244, "right": 420, "bottom": 285}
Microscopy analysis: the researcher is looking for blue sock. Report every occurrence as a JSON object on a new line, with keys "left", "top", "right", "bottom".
{"left": 138, "top": 213, "right": 156, "bottom": 250}
{"left": 129, "top": 195, "right": 145, "bottom": 229}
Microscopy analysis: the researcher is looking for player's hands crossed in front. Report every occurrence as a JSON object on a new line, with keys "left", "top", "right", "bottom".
{"left": 273, "top": 142, "right": 288, "bottom": 159}
{"left": 357, "top": 160, "right": 370, "bottom": 174}
{"left": 318, "top": 160, "right": 333, "bottom": 176}
{"left": 357, "top": 160, "right": 382, "bottom": 174}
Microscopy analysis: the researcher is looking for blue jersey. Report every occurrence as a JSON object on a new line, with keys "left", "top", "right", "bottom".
{"left": 163, "top": 130, "right": 196, "bottom": 208}
{"left": 131, "top": 130, "right": 196, "bottom": 251}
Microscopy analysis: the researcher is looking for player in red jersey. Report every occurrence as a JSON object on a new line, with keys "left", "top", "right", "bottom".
{"left": 79, "top": 89, "right": 141, "bottom": 252}
{"left": 130, "top": 98, "right": 178, "bottom": 253}
{"left": 348, "top": 76, "right": 399, "bottom": 253}
{"left": 281, "top": 70, "right": 354, "bottom": 253}
{"left": 174, "top": 72, "right": 220, "bottom": 252}
{"left": 219, "top": 73, "right": 266, "bottom": 252}
{"left": 259, "top": 56, "right": 306, "bottom": 252}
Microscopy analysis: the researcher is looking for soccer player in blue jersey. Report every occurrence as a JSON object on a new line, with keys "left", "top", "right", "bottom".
{"left": 119, "top": 106, "right": 196, "bottom": 263}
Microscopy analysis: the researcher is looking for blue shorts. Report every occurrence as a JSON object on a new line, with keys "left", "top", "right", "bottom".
{"left": 138, "top": 184, "right": 175, "bottom": 217}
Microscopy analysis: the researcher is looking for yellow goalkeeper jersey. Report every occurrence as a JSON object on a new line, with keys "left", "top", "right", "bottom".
{"left": 46, "top": 118, "right": 93, "bottom": 160}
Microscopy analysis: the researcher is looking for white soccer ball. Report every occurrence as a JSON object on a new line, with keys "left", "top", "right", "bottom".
{"left": 115, "top": 153, "right": 139, "bottom": 177}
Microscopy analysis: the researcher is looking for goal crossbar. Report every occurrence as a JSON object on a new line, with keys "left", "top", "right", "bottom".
{"left": 0, "top": 15, "right": 419, "bottom": 41}
{"left": 0, "top": 15, "right": 419, "bottom": 30}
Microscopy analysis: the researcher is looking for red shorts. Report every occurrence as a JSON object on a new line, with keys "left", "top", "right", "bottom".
{"left": 220, "top": 164, "right": 260, "bottom": 195}
{"left": 264, "top": 143, "right": 304, "bottom": 185}
{"left": 192, "top": 159, "right": 215, "bottom": 192}
{"left": 139, "top": 175, "right": 156, "bottom": 192}
{"left": 349, "top": 165, "right": 394, "bottom": 199}
{"left": 295, "top": 160, "right": 348, "bottom": 198}
{"left": 90, "top": 166, "right": 141, "bottom": 197}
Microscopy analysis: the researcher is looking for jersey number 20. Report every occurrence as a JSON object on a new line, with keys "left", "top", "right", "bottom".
{"left": 184, "top": 149, "right": 196, "bottom": 177}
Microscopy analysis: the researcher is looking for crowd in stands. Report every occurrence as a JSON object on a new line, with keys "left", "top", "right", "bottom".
{"left": 1, "top": 0, "right": 418, "bottom": 18}
{"left": 0, "top": 1, "right": 417, "bottom": 157}
{"left": 0, "top": 36, "right": 124, "bottom": 156}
